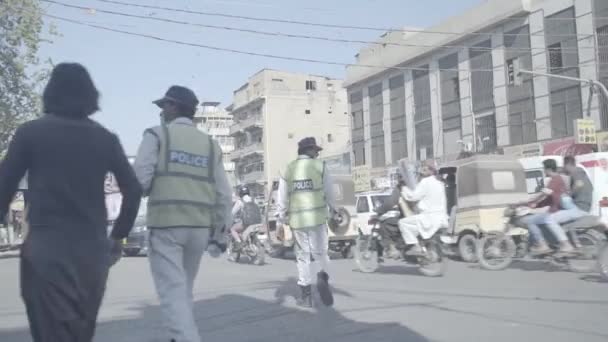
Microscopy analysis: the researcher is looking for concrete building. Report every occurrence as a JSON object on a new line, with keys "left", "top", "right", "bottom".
{"left": 193, "top": 102, "right": 236, "bottom": 185}
{"left": 345, "top": 0, "right": 608, "bottom": 170}
{"left": 229, "top": 69, "right": 350, "bottom": 199}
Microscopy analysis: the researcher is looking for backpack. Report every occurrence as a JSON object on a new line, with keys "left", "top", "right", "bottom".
{"left": 242, "top": 201, "right": 262, "bottom": 227}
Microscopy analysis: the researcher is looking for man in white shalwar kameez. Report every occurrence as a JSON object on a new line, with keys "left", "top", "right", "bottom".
{"left": 398, "top": 163, "right": 448, "bottom": 254}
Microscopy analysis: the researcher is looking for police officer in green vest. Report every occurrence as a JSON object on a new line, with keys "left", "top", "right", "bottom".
{"left": 277, "top": 137, "right": 336, "bottom": 308}
{"left": 133, "top": 86, "right": 233, "bottom": 342}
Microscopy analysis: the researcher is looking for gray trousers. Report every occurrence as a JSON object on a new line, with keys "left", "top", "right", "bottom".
{"left": 293, "top": 225, "right": 329, "bottom": 286}
{"left": 148, "top": 228, "right": 211, "bottom": 342}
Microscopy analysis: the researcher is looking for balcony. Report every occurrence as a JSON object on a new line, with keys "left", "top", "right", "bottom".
{"left": 230, "top": 142, "right": 264, "bottom": 161}
{"left": 229, "top": 115, "right": 263, "bottom": 136}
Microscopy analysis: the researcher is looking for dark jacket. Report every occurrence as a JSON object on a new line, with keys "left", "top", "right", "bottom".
{"left": 0, "top": 115, "right": 142, "bottom": 239}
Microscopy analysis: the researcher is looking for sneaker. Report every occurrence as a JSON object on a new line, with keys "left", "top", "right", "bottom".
{"left": 296, "top": 285, "right": 313, "bottom": 308}
{"left": 530, "top": 242, "right": 551, "bottom": 256}
{"left": 316, "top": 271, "right": 334, "bottom": 307}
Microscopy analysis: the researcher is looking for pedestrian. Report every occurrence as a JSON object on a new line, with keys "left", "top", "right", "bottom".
{"left": 277, "top": 137, "right": 335, "bottom": 308}
{"left": 133, "top": 85, "right": 233, "bottom": 342}
{"left": 0, "top": 62, "right": 142, "bottom": 342}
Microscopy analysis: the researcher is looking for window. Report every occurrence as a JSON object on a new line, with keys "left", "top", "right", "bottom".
{"left": 369, "top": 83, "right": 385, "bottom": 167}
{"left": 356, "top": 197, "right": 370, "bottom": 213}
{"left": 390, "top": 74, "right": 407, "bottom": 161}
{"left": 327, "top": 134, "right": 333, "bottom": 142}
{"left": 525, "top": 170, "right": 545, "bottom": 194}
{"left": 327, "top": 83, "right": 334, "bottom": 91}
{"left": 492, "top": 172, "right": 515, "bottom": 191}
{"left": 305, "top": 80, "right": 317, "bottom": 91}
{"left": 548, "top": 42, "right": 563, "bottom": 72}
{"left": 305, "top": 109, "right": 311, "bottom": 115}
{"left": 272, "top": 78, "right": 283, "bottom": 82}
{"left": 288, "top": 133, "right": 294, "bottom": 139}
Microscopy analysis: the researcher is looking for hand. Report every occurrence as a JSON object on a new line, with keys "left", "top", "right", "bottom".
{"left": 109, "top": 238, "right": 123, "bottom": 266}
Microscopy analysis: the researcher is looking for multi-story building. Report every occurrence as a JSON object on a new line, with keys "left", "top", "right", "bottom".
{"left": 228, "top": 69, "right": 350, "bottom": 199}
{"left": 345, "top": 0, "right": 608, "bottom": 171}
{"left": 193, "top": 101, "right": 236, "bottom": 185}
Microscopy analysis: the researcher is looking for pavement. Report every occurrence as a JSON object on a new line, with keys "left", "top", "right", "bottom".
{"left": 0, "top": 252, "right": 607, "bottom": 342}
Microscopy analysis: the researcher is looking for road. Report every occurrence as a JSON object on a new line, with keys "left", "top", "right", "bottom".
{"left": 0, "top": 252, "right": 607, "bottom": 342}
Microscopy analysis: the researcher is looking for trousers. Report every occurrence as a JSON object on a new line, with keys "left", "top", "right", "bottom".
{"left": 293, "top": 225, "right": 329, "bottom": 286}
{"left": 149, "top": 228, "right": 211, "bottom": 342}
{"left": 521, "top": 213, "right": 567, "bottom": 244}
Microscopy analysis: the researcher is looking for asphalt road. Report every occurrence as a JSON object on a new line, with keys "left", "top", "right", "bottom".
{"left": 1, "top": 252, "right": 607, "bottom": 342}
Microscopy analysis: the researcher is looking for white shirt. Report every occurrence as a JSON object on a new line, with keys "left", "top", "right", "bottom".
{"left": 402, "top": 176, "right": 447, "bottom": 215}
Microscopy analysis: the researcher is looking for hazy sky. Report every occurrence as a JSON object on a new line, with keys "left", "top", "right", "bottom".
{"left": 39, "top": 0, "right": 481, "bottom": 154}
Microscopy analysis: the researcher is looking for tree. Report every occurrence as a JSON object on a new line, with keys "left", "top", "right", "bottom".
{"left": 0, "top": 0, "right": 53, "bottom": 156}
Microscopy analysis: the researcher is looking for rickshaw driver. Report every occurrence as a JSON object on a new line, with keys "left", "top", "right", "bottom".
{"left": 520, "top": 159, "right": 575, "bottom": 255}
{"left": 398, "top": 162, "right": 449, "bottom": 255}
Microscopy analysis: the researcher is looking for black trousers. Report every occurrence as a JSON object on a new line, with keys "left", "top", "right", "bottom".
{"left": 20, "top": 227, "right": 110, "bottom": 342}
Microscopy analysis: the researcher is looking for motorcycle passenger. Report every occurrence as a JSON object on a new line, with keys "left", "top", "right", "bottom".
{"left": 230, "top": 186, "right": 261, "bottom": 250}
{"left": 521, "top": 159, "right": 575, "bottom": 255}
{"left": 398, "top": 162, "right": 448, "bottom": 255}
{"left": 552, "top": 156, "right": 593, "bottom": 221}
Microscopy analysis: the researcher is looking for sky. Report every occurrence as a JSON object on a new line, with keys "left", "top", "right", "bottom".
{"left": 39, "top": 0, "right": 482, "bottom": 154}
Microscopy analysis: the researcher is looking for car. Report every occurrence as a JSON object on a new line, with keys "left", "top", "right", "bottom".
{"left": 353, "top": 190, "right": 393, "bottom": 236}
{"left": 122, "top": 215, "right": 148, "bottom": 257}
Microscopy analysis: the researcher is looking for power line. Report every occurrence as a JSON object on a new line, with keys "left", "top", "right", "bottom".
{"left": 91, "top": 0, "right": 596, "bottom": 38}
{"left": 43, "top": 14, "right": 604, "bottom": 73}
{"left": 42, "top": 0, "right": 594, "bottom": 52}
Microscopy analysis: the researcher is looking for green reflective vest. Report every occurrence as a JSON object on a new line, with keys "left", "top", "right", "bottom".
{"left": 285, "top": 158, "right": 328, "bottom": 229}
{"left": 147, "top": 123, "right": 217, "bottom": 229}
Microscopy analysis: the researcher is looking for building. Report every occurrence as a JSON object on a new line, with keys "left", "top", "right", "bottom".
{"left": 229, "top": 69, "right": 350, "bottom": 199}
{"left": 345, "top": 0, "right": 608, "bottom": 171}
{"left": 193, "top": 102, "right": 236, "bottom": 185}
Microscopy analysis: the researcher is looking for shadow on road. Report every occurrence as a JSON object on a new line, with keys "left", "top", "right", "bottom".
{"left": 0, "top": 277, "right": 430, "bottom": 342}
{"left": 580, "top": 274, "right": 607, "bottom": 283}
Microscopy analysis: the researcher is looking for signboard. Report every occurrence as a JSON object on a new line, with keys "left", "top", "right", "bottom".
{"left": 575, "top": 119, "right": 597, "bottom": 144}
{"left": 352, "top": 166, "right": 371, "bottom": 193}
{"left": 503, "top": 142, "right": 542, "bottom": 158}
{"left": 597, "top": 131, "right": 608, "bottom": 152}
{"left": 542, "top": 137, "right": 594, "bottom": 156}
{"left": 321, "top": 153, "right": 351, "bottom": 175}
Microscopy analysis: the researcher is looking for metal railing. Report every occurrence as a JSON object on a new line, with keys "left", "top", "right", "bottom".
{"left": 229, "top": 115, "right": 263, "bottom": 135}
{"left": 230, "top": 142, "right": 264, "bottom": 161}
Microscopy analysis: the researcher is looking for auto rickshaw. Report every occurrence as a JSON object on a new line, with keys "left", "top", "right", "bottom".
{"left": 438, "top": 154, "right": 529, "bottom": 262}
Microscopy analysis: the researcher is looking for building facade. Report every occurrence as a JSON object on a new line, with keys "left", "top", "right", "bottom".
{"left": 345, "top": 0, "right": 608, "bottom": 170}
{"left": 229, "top": 69, "right": 350, "bottom": 199}
{"left": 193, "top": 102, "right": 236, "bottom": 185}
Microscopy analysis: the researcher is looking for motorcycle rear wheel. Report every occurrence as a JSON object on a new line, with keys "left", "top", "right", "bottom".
{"left": 477, "top": 233, "right": 516, "bottom": 271}
{"left": 418, "top": 241, "right": 446, "bottom": 277}
{"left": 354, "top": 236, "right": 379, "bottom": 273}
{"left": 598, "top": 245, "right": 608, "bottom": 281}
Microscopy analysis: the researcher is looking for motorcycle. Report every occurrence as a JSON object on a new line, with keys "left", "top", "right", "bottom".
{"left": 477, "top": 206, "right": 606, "bottom": 271}
{"left": 227, "top": 223, "right": 266, "bottom": 265}
{"left": 353, "top": 210, "right": 447, "bottom": 277}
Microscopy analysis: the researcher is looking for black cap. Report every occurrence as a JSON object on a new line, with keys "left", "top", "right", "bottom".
{"left": 153, "top": 85, "right": 199, "bottom": 109}
{"left": 298, "top": 137, "right": 323, "bottom": 151}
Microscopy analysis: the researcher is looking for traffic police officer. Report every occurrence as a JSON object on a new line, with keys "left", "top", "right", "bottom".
{"left": 133, "top": 86, "right": 233, "bottom": 342}
{"left": 277, "top": 137, "right": 335, "bottom": 307}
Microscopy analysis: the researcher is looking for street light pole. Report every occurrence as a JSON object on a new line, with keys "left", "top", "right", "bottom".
{"left": 519, "top": 69, "right": 608, "bottom": 105}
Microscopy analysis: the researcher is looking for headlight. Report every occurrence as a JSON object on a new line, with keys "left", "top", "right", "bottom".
{"left": 132, "top": 226, "right": 147, "bottom": 233}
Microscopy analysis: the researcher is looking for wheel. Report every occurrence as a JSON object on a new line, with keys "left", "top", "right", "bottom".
{"left": 418, "top": 241, "right": 447, "bottom": 277}
{"left": 577, "top": 232, "right": 604, "bottom": 258}
{"left": 477, "top": 234, "right": 517, "bottom": 271}
{"left": 252, "top": 239, "right": 266, "bottom": 265}
{"left": 598, "top": 245, "right": 608, "bottom": 281}
{"left": 354, "top": 236, "right": 379, "bottom": 273}
{"left": 227, "top": 240, "right": 241, "bottom": 263}
{"left": 123, "top": 248, "right": 140, "bottom": 257}
{"left": 458, "top": 234, "right": 478, "bottom": 263}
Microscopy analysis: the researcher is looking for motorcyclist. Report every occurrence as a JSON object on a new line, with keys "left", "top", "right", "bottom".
{"left": 230, "top": 186, "right": 260, "bottom": 250}
{"left": 520, "top": 159, "right": 575, "bottom": 255}
{"left": 373, "top": 174, "right": 405, "bottom": 259}
{"left": 398, "top": 162, "right": 448, "bottom": 255}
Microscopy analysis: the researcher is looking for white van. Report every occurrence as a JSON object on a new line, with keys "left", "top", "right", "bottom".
{"left": 353, "top": 190, "right": 393, "bottom": 236}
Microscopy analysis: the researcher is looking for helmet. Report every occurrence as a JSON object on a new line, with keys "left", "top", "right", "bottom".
{"left": 238, "top": 186, "right": 250, "bottom": 198}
